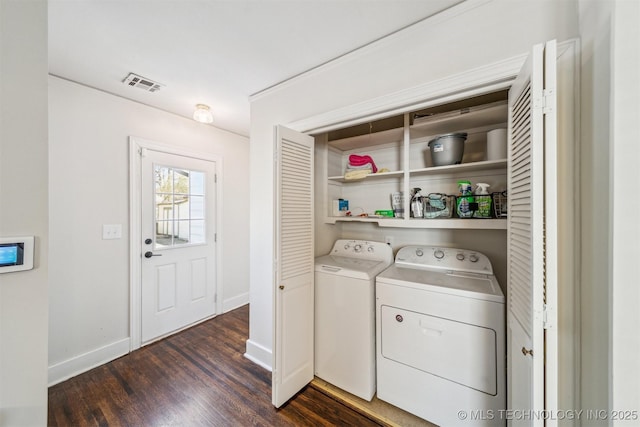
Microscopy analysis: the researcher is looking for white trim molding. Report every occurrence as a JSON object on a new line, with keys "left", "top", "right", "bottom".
{"left": 48, "top": 338, "right": 130, "bottom": 386}
{"left": 250, "top": 0, "right": 494, "bottom": 102}
{"left": 244, "top": 339, "right": 273, "bottom": 372}
{"left": 287, "top": 52, "right": 527, "bottom": 135}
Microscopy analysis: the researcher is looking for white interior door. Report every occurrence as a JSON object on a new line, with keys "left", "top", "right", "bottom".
{"left": 140, "top": 148, "right": 218, "bottom": 344}
{"left": 507, "top": 40, "right": 558, "bottom": 426}
{"left": 272, "top": 125, "right": 315, "bottom": 407}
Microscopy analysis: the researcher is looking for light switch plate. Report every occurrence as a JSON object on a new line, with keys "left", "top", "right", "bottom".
{"left": 102, "top": 224, "right": 122, "bottom": 240}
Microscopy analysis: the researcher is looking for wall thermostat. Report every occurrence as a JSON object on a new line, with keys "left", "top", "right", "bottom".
{"left": 0, "top": 236, "right": 34, "bottom": 273}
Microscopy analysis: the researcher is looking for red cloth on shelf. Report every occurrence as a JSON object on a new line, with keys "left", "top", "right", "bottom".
{"left": 348, "top": 154, "right": 377, "bottom": 173}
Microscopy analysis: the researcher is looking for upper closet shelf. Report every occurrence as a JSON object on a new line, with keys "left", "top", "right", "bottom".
{"left": 328, "top": 159, "right": 507, "bottom": 183}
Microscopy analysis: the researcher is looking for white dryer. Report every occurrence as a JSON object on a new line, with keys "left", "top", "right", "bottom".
{"left": 315, "top": 239, "right": 393, "bottom": 401}
{"left": 376, "top": 246, "right": 505, "bottom": 426}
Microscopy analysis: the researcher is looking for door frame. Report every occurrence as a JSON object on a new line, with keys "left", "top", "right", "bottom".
{"left": 129, "top": 136, "right": 224, "bottom": 351}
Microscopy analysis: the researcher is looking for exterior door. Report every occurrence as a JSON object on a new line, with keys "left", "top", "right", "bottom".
{"left": 272, "top": 125, "right": 315, "bottom": 407}
{"left": 140, "top": 148, "right": 218, "bottom": 344}
{"left": 507, "top": 40, "right": 558, "bottom": 426}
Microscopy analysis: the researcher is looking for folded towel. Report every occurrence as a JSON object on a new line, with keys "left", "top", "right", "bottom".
{"left": 346, "top": 163, "right": 373, "bottom": 170}
{"left": 344, "top": 169, "right": 371, "bottom": 180}
{"left": 349, "top": 154, "right": 378, "bottom": 173}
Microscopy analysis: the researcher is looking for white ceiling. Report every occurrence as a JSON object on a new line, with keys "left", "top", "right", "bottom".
{"left": 49, "top": 0, "right": 463, "bottom": 137}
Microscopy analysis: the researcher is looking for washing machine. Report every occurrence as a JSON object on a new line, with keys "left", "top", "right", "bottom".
{"left": 315, "top": 239, "right": 393, "bottom": 401}
{"left": 376, "top": 246, "right": 505, "bottom": 426}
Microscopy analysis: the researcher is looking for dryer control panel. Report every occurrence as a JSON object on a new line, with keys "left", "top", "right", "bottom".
{"left": 394, "top": 245, "right": 493, "bottom": 274}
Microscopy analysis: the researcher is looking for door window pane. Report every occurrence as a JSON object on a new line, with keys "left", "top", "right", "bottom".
{"left": 191, "top": 196, "right": 205, "bottom": 219}
{"left": 153, "top": 165, "right": 207, "bottom": 248}
{"left": 155, "top": 221, "right": 173, "bottom": 248}
{"left": 190, "top": 171, "right": 205, "bottom": 195}
{"left": 190, "top": 220, "right": 205, "bottom": 244}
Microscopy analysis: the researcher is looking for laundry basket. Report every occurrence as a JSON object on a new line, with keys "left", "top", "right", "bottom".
{"left": 423, "top": 193, "right": 455, "bottom": 219}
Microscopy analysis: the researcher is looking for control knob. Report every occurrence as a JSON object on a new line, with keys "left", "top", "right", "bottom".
{"left": 456, "top": 253, "right": 465, "bottom": 261}
{"left": 415, "top": 249, "right": 424, "bottom": 257}
{"left": 469, "top": 254, "right": 479, "bottom": 263}
{"left": 354, "top": 244, "right": 362, "bottom": 253}
{"left": 367, "top": 246, "right": 374, "bottom": 253}
{"left": 434, "top": 249, "right": 445, "bottom": 259}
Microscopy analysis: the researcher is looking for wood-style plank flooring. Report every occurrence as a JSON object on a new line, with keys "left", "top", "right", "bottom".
{"left": 48, "top": 305, "right": 381, "bottom": 426}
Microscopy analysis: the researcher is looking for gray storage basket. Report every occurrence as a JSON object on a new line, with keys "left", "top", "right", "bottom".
{"left": 424, "top": 193, "right": 455, "bottom": 219}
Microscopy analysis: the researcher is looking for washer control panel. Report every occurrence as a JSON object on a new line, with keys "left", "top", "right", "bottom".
{"left": 330, "top": 239, "right": 393, "bottom": 263}
{"left": 394, "top": 245, "right": 493, "bottom": 274}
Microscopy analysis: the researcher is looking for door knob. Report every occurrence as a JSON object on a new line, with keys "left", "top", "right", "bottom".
{"left": 144, "top": 251, "right": 162, "bottom": 258}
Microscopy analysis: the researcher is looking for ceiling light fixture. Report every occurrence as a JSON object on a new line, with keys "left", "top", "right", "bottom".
{"left": 193, "top": 104, "right": 213, "bottom": 124}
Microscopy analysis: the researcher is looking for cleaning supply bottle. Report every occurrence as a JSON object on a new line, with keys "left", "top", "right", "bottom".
{"left": 410, "top": 188, "right": 424, "bottom": 218}
{"left": 475, "top": 183, "right": 492, "bottom": 218}
{"left": 456, "top": 180, "right": 474, "bottom": 218}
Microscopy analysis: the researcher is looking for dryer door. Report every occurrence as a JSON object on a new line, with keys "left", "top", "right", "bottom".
{"left": 380, "top": 305, "right": 497, "bottom": 395}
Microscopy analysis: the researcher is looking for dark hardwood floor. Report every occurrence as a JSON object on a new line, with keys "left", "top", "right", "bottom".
{"left": 48, "top": 305, "right": 381, "bottom": 426}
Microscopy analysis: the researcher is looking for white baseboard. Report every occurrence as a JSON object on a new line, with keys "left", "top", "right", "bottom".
{"left": 244, "top": 339, "right": 272, "bottom": 371}
{"left": 223, "top": 292, "right": 249, "bottom": 313}
{"left": 48, "top": 337, "right": 130, "bottom": 386}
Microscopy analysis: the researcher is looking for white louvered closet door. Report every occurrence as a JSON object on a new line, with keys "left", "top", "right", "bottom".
{"left": 272, "top": 125, "right": 315, "bottom": 408}
{"left": 507, "top": 40, "right": 558, "bottom": 426}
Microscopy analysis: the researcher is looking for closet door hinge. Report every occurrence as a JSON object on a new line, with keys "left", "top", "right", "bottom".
{"left": 542, "top": 88, "right": 555, "bottom": 114}
{"left": 543, "top": 303, "right": 555, "bottom": 330}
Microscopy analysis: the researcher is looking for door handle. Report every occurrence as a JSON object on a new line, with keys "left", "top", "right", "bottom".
{"left": 521, "top": 346, "right": 533, "bottom": 357}
{"left": 144, "top": 251, "right": 162, "bottom": 258}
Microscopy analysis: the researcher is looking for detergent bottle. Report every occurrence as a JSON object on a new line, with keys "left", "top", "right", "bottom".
{"left": 475, "top": 183, "right": 492, "bottom": 218}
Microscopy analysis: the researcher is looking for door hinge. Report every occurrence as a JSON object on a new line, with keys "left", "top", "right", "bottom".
{"left": 214, "top": 233, "right": 217, "bottom": 242}
{"left": 543, "top": 303, "right": 554, "bottom": 330}
{"left": 542, "top": 88, "right": 555, "bottom": 114}
{"left": 214, "top": 173, "right": 217, "bottom": 183}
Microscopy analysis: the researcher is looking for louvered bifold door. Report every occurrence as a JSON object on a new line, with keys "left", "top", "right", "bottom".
{"left": 272, "top": 125, "right": 315, "bottom": 408}
{"left": 507, "top": 42, "right": 547, "bottom": 427}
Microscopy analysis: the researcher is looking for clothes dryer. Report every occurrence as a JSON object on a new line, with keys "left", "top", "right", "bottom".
{"left": 315, "top": 239, "right": 393, "bottom": 401}
{"left": 376, "top": 246, "right": 505, "bottom": 426}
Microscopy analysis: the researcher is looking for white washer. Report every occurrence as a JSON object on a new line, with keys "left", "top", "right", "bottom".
{"left": 315, "top": 239, "right": 393, "bottom": 401}
{"left": 376, "top": 246, "right": 505, "bottom": 426}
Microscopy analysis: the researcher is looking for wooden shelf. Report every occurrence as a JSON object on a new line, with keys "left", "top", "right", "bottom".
{"left": 325, "top": 216, "right": 507, "bottom": 230}
{"left": 410, "top": 159, "right": 507, "bottom": 176}
{"left": 328, "top": 170, "right": 403, "bottom": 183}
{"left": 328, "top": 159, "right": 507, "bottom": 184}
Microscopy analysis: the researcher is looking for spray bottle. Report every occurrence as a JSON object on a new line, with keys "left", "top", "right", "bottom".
{"left": 475, "top": 183, "right": 492, "bottom": 218}
{"left": 410, "top": 188, "right": 424, "bottom": 218}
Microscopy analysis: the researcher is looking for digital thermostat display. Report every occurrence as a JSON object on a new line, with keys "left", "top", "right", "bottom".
{"left": 0, "top": 237, "right": 34, "bottom": 273}
{"left": 0, "top": 243, "right": 23, "bottom": 266}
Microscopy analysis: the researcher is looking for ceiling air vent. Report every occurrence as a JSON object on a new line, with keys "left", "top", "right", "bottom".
{"left": 122, "top": 73, "right": 163, "bottom": 92}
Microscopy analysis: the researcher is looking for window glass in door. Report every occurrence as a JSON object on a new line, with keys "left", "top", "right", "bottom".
{"left": 154, "top": 165, "right": 206, "bottom": 247}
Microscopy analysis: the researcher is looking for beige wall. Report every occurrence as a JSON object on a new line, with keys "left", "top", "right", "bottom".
{"left": 0, "top": 0, "right": 49, "bottom": 425}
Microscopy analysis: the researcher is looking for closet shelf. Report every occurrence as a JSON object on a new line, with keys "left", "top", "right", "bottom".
{"left": 325, "top": 216, "right": 507, "bottom": 230}
{"left": 328, "top": 159, "right": 507, "bottom": 184}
